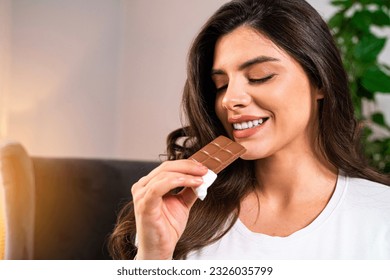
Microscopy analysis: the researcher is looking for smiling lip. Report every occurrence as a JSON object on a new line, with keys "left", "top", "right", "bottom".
{"left": 229, "top": 115, "right": 269, "bottom": 139}
{"left": 228, "top": 115, "right": 266, "bottom": 123}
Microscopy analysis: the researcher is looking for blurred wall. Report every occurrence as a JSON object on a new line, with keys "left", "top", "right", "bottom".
{"left": 0, "top": 0, "right": 389, "bottom": 160}
{"left": 2, "top": 0, "right": 122, "bottom": 159}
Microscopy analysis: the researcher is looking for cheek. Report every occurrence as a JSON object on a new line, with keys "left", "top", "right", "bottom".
{"left": 273, "top": 89, "right": 316, "bottom": 132}
{"left": 273, "top": 77, "right": 313, "bottom": 116}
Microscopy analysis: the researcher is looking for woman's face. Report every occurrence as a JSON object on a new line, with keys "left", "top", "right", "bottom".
{"left": 212, "top": 26, "right": 323, "bottom": 160}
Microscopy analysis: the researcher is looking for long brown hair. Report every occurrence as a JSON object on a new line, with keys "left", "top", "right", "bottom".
{"left": 108, "top": 0, "right": 390, "bottom": 260}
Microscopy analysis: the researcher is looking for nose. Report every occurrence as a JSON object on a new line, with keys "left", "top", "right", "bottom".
{"left": 221, "top": 82, "right": 251, "bottom": 111}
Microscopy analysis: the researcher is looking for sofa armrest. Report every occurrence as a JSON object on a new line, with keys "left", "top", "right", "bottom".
{"left": 0, "top": 140, "right": 35, "bottom": 259}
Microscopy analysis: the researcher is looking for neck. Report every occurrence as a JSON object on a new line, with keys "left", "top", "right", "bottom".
{"left": 254, "top": 149, "right": 338, "bottom": 204}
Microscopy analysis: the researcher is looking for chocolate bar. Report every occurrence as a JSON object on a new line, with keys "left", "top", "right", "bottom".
{"left": 189, "top": 136, "right": 246, "bottom": 200}
{"left": 190, "top": 136, "right": 246, "bottom": 173}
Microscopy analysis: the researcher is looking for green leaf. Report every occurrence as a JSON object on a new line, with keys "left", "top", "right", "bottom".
{"left": 360, "top": 0, "right": 390, "bottom": 7}
{"left": 371, "top": 112, "right": 386, "bottom": 126}
{"left": 351, "top": 10, "right": 372, "bottom": 32}
{"left": 328, "top": 12, "right": 345, "bottom": 29}
{"left": 358, "top": 0, "right": 374, "bottom": 4}
{"left": 371, "top": 10, "right": 390, "bottom": 26}
{"left": 331, "top": 0, "right": 353, "bottom": 8}
{"left": 354, "top": 35, "right": 386, "bottom": 62}
{"left": 361, "top": 66, "right": 390, "bottom": 93}
{"left": 357, "top": 82, "right": 375, "bottom": 99}
{"left": 362, "top": 126, "right": 374, "bottom": 137}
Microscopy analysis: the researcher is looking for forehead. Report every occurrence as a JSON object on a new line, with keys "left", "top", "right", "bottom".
{"left": 213, "top": 25, "right": 289, "bottom": 68}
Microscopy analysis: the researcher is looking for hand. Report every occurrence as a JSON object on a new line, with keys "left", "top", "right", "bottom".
{"left": 131, "top": 159, "right": 208, "bottom": 259}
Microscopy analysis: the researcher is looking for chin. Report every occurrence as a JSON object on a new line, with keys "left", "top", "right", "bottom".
{"left": 239, "top": 144, "right": 275, "bottom": 160}
{"left": 240, "top": 153, "right": 262, "bottom": 161}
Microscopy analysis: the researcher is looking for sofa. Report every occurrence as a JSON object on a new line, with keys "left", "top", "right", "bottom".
{"left": 0, "top": 140, "right": 159, "bottom": 260}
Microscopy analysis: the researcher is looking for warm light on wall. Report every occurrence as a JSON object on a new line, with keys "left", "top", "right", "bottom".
{"left": 0, "top": 0, "right": 12, "bottom": 259}
{"left": 0, "top": 0, "right": 11, "bottom": 139}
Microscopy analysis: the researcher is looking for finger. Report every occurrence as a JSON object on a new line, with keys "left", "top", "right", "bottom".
{"left": 145, "top": 171, "right": 203, "bottom": 197}
{"left": 142, "top": 173, "right": 204, "bottom": 209}
{"left": 132, "top": 175, "right": 182, "bottom": 204}
{"left": 132, "top": 172, "right": 189, "bottom": 203}
{"left": 131, "top": 175, "right": 149, "bottom": 195}
{"left": 143, "top": 160, "right": 208, "bottom": 183}
{"left": 132, "top": 159, "right": 207, "bottom": 196}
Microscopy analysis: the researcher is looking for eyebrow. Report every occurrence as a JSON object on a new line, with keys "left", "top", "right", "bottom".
{"left": 211, "top": 56, "right": 280, "bottom": 75}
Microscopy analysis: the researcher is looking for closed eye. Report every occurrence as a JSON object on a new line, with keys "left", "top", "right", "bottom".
{"left": 215, "top": 74, "right": 276, "bottom": 93}
{"left": 215, "top": 84, "right": 228, "bottom": 93}
{"left": 248, "top": 74, "right": 276, "bottom": 84}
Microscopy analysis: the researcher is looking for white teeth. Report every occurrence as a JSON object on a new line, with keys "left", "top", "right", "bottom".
{"left": 233, "top": 118, "right": 267, "bottom": 130}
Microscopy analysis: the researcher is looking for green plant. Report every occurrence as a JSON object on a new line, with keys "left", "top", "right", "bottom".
{"left": 328, "top": 0, "right": 390, "bottom": 173}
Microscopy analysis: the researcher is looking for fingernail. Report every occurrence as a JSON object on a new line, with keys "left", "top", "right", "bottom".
{"left": 198, "top": 164, "right": 208, "bottom": 171}
{"left": 192, "top": 159, "right": 203, "bottom": 166}
{"left": 192, "top": 160, "right": 208, "bottom": 171}
{"left": 192, "top": 177, "right": 203, "bottom": 184}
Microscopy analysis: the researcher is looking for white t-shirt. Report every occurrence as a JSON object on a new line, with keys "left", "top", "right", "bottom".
{"left": 186, "top": 173, "right": 390, "bottom": 259}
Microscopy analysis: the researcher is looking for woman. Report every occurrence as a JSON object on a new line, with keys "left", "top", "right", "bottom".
{"left": 109, "top": 0, "right": 390, "bottom": 259}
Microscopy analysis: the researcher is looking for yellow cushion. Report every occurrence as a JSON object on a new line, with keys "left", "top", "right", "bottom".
{"left": 0, "top": 140, "right": 35, "bottom": 259}
{"left": 0, "top": 185, "right": 5, "bottom": 259}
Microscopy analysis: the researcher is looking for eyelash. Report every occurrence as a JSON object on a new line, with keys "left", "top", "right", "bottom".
{"left": 216, "top": 85, "right": 228, "bottom": 93}
{"left": 215, "top": 74, "right": 276, "bottom": 93}
{"left": 248, "top": 74, "right": 276, "bottom": 84}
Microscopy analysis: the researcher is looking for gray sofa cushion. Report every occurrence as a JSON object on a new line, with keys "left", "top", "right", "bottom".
{"left": 32, "top": 157, "right": 158, "bottom": 259}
